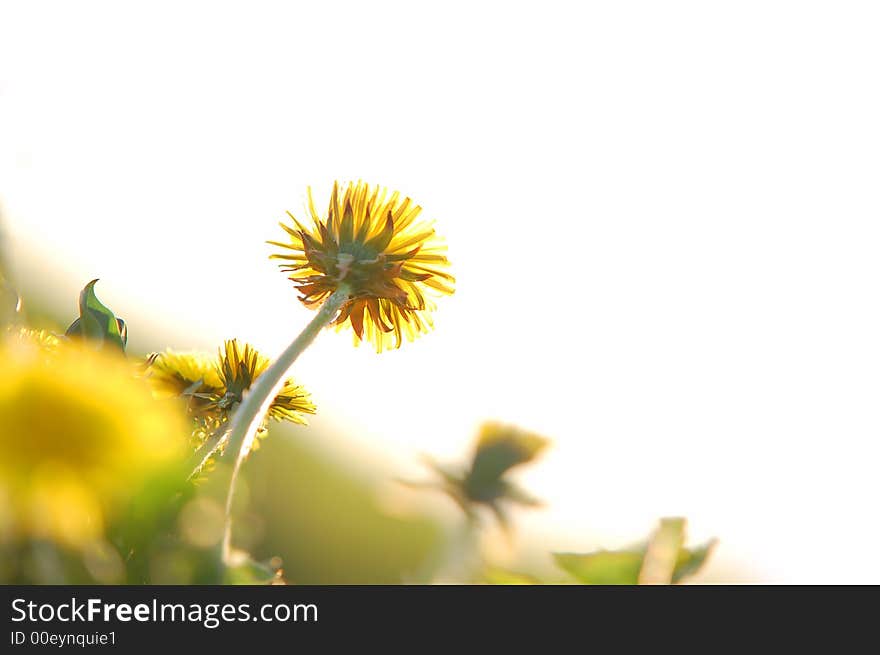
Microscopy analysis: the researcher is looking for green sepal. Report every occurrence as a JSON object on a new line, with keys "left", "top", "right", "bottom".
{"left": 65, "top": 279, "right": 127, "bottom": 351}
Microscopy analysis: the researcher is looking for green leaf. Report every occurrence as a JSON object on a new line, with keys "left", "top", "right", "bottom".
{"left": 481, "top": 567, "right": 542, "bottom": 585}
{"left": 65, "top": 279, "right": 127, "bottom": 351}
{"left": 554, "top": 518, "right": 717, "bottom": 585}
{"left": 553, "top": 550, "right": 644, "bottom": 585}
{"left": 672, "top": 539, "right": 717, "bottom": 583}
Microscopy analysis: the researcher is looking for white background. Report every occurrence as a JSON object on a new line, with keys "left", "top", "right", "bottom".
{"left": 2, "top": 1, "right": 879, "bottom": 582}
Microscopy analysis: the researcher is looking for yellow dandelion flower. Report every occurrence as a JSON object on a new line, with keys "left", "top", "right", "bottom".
{"left": 216, "top": 339, "right": 315, "bottom": 426}
{"left": 144, "top": 351, "right": 227, "bottom": 453}
{"left": 269, "top": 180, "right": 455, "bottom": 352}
{"left": 145, "top": 350, "right": 224, "bottom": 402}
{"left": 0, "top": 337, "right": 186, "bottom": 549}
{"left": 147, "top": 341, "right": 315, "bottom": 468}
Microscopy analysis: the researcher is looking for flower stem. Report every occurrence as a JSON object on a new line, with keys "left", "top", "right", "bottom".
{"left": 220, "top": 285, "right": 350, "bottom": 565}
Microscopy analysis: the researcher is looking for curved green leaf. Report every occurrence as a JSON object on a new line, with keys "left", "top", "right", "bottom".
{"left": 672, "top": 539, "right": 718, "bottom": 583}
{"left": 554, "top": 518, "right": 716, "bottom": 585}
{"left": 65, "top": 279, "right": 127, "bottom": 351}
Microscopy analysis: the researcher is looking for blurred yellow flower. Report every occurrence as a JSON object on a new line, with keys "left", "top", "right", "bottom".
{"left": 269, "top": 180, "right": 455, "bottom": 352}
{"left": 0, "top": 337, "right": 186, "bottom": 548}
{"left": 12, "top": 327, "right": 60, "bottom": 352}
{"left": 415, "top": 421, "right": 550, "bottom": 532}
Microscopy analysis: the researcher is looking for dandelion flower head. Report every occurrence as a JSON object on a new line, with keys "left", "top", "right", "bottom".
{"left": 145, "top": 340, "right": 315, "bottom": 455}
{"left": 269, "top": 180, "right": 455, "bottom": 352}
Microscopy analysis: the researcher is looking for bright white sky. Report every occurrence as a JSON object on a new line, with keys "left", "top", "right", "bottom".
{"left": 2, "top": 1, "right": 880, "bottom": 582}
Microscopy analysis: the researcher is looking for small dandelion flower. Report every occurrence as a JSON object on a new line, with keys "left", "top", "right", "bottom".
{"left": 145, "top": 340, "right": 315, "bottom": 460}
{"left": 145, "top": 350, "right": 224, "bottom": 403}
{"left": 411, "top": 422, "right": 550, "bottom": 532}
{"left": 215, "top": 339, "right": 315, "bottom": 426}
{"left": 269, "top": 180, "right": 455, "bottom": 352}
{"left": 0, "top": 337, "right": 186, "bottom": 549}
{"left": 144, "top": 351, "right": 226, "bottom": 453}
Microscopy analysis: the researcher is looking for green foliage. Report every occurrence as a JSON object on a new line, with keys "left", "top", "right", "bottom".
{"left": 554, "top": 550, "right": 645, "bottom": 585}
{"left": 554, "top": 518, "right": 716, "bottom": 585}
{"left": 671, "top": 539, "right": 716, "bottom": 583}
{"left": 248, "top": 430, "right": 443, "bottom": 584}
{"left": 222, "top": 553, "right": 281, "bottom": 585}
{"left": 114, "top": 466, "right": 195, "bottom": 583}
{"left": 0, "top": 274, "right": 21, "bottom": 327}
{"left": 65, "top": 279, "right": 127, "bottom": 351}
{"left": 481, "top": 567, "right": 541, "bottom": 585}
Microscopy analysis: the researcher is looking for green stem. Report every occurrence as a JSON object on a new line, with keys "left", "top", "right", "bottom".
{"left": 187, "top": 422, "right": 230, "bottom": 481}
{"left": 220, "top": 285, "right": 350, "bottom": 565}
